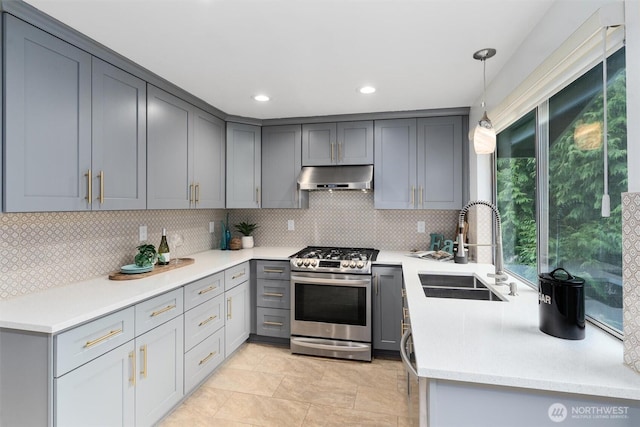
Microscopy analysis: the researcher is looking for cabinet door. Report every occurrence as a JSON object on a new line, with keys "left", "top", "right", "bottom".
{"left": 225, "top": 281, "right": 250, "bottom": 357}
{"left": 337, "top": 121, "right": 374, "bottom": 165}
{"left": 92, "top": 58, "right": 147, "bottom": 210}
{"left": 302, "top": 123, "right": 337, "bottom": 166}
{"left": 262, "top": 125, "right": 307, "bottom": 208}
{"left": 135, "top": 315, "right": 184, "bottom": 427}
{"left": 372, "top": 266, "right": 403, "bottom": 351}
{"left": 226, "top": 123, "right": 261, "bottom": 208}
{"left": 55, "top": 341, "right": 135, "bottom": 427}
{"left": 147, "top": 85, "right": 192, "bottom": 209}
{"left": 193, "top": 109, "right": 226, "bottom": 208}
{"left": 417, "top": 116, "right": 463, "bottom": 209}
{"left": 4, "top": 15, "right": 91, "bottom": 212}
{"left": 374, "top": 119, "right": 418, "bottom": 209}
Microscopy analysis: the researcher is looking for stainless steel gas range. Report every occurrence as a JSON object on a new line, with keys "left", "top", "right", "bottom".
{"left": 289, "top": 246, "right": 379, "bottom": 361}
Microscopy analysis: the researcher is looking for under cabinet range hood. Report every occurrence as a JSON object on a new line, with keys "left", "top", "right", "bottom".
{"left": 297, "top": 165, "right": 373, "bottom": 191}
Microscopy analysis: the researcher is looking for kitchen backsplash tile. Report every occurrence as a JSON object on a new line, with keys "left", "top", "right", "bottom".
{"left": 622, "top": 192, "right": 640, "bottom": 374}
{"left": 0, "top": 192, "right": 460, "bottom": 300}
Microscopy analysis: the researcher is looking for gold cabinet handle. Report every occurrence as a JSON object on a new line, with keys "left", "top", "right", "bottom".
{"left": 256, "top": 187, "right": 261, "bottom": 208}
{"left": 263, "top": 268, "right": 284, "bottom": 274}
{"left": 198, "top": 285, "right": 218, "bottom": 295}
{"left": 199, "top": 351, "right": 217, "bottom": 366}
{"left": 263, "top": 292, "right": 284, "bottom": 298}
{"left": 232, "top": 271, "right": 245, "bottom": 280}
{"left": 189, "top": 183, "right": 195, "bottom": 205}
{"left": 403, "top": 307, "right": 409, "bottom": 320}
{"left": 410, "top": 186, "right": 415, "bottom": 207}
{"left": 150, "top": 304, "right": 176, "bottom": 317}
{"left": 419, "top": 186, "right": 423, "bottom": 206}
{"left": 84, "top": 328, "right": 123, "bottom": 348}
{"left": 140, "top": 344, "right": 148, "bottom": 378}
{"left": 331, "top": 142, "right": 335, "bottom": 162}
{"left": 85, "top": 169, "right": 92, "bottom": 205}
{"left": 263, "top": 321, "right": 284, "bottom": 327}
{"left": 198, "top": 315, "right": 217, "bottom": 327}
{"left": 338, "top": 142, "right": 342, "bottom": 162}
{"left": 129, "top": 350, "right": 136, "bottom": 386}
{"left": 227, "top": 297, "right": 232, "bottom": 320}
{"left": 195, "top": 183, "right": 200, "bottom": 205}
{"left": 97, "top": 170, "right": 104, "bottom": 204}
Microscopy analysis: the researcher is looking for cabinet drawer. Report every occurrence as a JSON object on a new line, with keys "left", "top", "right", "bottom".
{"left": 55, "top": 307, "right": 134, "bottom": 377}
{"left": 256, "top": 260, "right": 290, "bottom": 280}
{"left": 256, "top": 307, "right": 290, "bottom": 338}
{"left": 184, "top": 294, "right": 225, "bottom": 351}
{"left": 256, "top": 279, "right": 290, "bottom": 309}
{"left": 225, "top": 261, "right": 250, "bottom": 290}
{"left": 135, "top": 289, "right": 183, "bottom": 336}
{"left": 184, "top": 272, "right": 224, "bottom": 310}
{"left": 184, "top": 327, "right": 225, "bottom": 393}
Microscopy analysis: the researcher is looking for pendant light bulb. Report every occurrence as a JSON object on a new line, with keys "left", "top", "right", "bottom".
{"left": 472, "top": 48, "right": 497, "bottom": 155}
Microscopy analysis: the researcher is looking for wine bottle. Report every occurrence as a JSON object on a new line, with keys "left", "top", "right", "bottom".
{"left": 158, "top": 228, "right": 170, "bottom": 265}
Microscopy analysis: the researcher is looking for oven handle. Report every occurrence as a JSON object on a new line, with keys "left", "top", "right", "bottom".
{"left": 292, "top": 339, "right": 370, "bottom": 352}
{"left": 400, "top": 327, "right": 418, "bottom": 377}
{"left": 291, "top": 275, "right": 370, "bottom": 287}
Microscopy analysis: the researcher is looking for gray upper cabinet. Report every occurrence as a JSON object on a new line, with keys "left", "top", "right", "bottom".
{"left": 262, "top": 125, "right": 308, "bottom": 209}
{"left": 4, "top": 14, "right": 92, "bottom": 212}
{"left": 147, "top": 85, "right": 225, "bottom": 209}
{"left": 226, "top": 123, "right": 261, "bottom": 209}
{"left": 92, "top": 58, "right": 147, "bottom": 210}
{"left": 302, "top": 121, "right": 373, "bottom": 166}
{"left": 374, "top": 117, "right": 462, "bottom": 210}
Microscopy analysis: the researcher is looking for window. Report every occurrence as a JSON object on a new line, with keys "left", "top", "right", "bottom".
{"left": 496, "top": 48, "right": 626, "bottom": 336}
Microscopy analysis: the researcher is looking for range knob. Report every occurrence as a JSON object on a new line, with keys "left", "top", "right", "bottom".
{"left": 356, "top": 261, "right": 365, "bottom": 269}
{"left": 296, "top": 259, "right": 304, "bottom": 267}
{"left": 310, "top": 260, "right": 317, "bottom": 267}
{"left": 349, "top": 261, "right": 357, "bottom": 268}
{"left": 341, "top": 261, "right": 349, "bottom": 268}
{"left": 303, "top": 259, "right": 310, "bottom": 267}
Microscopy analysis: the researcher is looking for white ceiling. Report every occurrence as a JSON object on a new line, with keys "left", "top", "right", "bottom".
{"left": 23, "top": 0, "right": 556, "bottom": 120}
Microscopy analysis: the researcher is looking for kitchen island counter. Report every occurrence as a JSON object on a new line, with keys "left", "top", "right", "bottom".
{"left": 378, "top": 250, "right": 640, "bottom": 404}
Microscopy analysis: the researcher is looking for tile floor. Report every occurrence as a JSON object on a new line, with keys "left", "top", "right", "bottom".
{"left": 160, "top": 342, "right": 411, "bottom": 426}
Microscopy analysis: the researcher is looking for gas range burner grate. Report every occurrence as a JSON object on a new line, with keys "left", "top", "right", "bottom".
{"left": 292, "top": 246, "right": 379, "bottom": 262}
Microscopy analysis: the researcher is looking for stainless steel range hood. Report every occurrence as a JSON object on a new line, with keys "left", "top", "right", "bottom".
{"left": 297, "top": 165, "right": 373, "bottom": 191}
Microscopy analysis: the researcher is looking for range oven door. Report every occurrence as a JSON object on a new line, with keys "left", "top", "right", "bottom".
{"left": 290, "top": 272, "right": 371, "bottom": 343}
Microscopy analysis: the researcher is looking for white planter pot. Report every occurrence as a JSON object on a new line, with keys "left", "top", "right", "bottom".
{"left": 241, "top": 236, "right": 254, "bottom": 249}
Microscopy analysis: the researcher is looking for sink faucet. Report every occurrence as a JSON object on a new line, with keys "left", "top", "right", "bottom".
{"left": 456, "top": 200, "right": 509, "bottom": 285}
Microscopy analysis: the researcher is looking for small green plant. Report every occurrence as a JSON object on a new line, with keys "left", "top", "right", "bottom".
{"left": 234, "top": 221, "right": 259, "bottom": 236}
{"left": 135, "top": 244, "right": 157, "bottom": 267}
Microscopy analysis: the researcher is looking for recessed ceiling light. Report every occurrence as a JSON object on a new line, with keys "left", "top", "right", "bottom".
{"left": 359, "top": 86, "right": 376, "bottom": 94}
{"left": 253, "top": 94, "right": 270, "bottom": 102}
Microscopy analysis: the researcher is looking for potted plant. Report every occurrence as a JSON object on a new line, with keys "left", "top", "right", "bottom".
{"left": 134, "top": 244, "right": 157, "bottom": 267}
{"left": 234, "top": 221, "right": 259, "bottom": 249}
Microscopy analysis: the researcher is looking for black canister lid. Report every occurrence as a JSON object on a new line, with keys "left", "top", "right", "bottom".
{"left": 538, "top": 267, "right": 585, "bottom": 286}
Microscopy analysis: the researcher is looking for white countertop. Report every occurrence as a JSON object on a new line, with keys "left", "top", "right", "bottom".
{"left": 1, "top": 247, "right": 638, "bottom": 401}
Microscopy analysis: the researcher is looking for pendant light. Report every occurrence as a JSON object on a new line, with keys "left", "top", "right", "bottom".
{"left": 473, "top": 48, "right": 497, "bottom": 154}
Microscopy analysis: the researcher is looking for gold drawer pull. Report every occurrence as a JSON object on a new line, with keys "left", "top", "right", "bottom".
{"left": 199, "top": 351, "right": 217, "bottom": 366}
{"left": 129, "top": 351, "right": 136, "bottom": 386}
{"left": 97, "top": 170, "right": 104, "bottom": 204}
{"left": 140, "top": 344, "right": 148, "bottom": 378}
{"left": 198, "top": 285, "right": 218, "bottom": 295}
{"left": 198, "top": 315, "right": 217, "bottom": 327}
{"left": 263, "top": 292, "right": 284, "bottom": 298}
{"left": 263, "top": 268, "right": 284, "bottom": 274}
{"left": 151, "top": 304, "right": 176, "bottom": 317}
{"left": 85, "top": 169, "right": 92, "bottom": 205}
{"left": 403, "top": 307, "right": 409, "bottom": 319}
{"left": 195, "top": 183, "right": 200, "bottom": 204}
{"left": 227, "top": 297, "right": 232, "bottom": 320}
{"left": 263, "top": 321, "right": 284, "bottom": 327}
{"left": 84, "top": 328, "right": 123, "bottom": 348}
{"left": 232, "top": 271, "right": 246, "bottom": 280}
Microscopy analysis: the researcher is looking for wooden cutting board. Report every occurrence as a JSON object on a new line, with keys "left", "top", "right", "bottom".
{"left": 109, "top": 258, "right": 195, "bottom": 280}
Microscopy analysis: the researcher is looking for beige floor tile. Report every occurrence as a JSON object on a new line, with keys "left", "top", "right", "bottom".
{"left": 255, "top": 353, "right": 327, "bottom": 380}
{"left": 273, "top": 376, "right": 358, "bottom": 409}
{"left": 302, "top": 404, "right": 399, "bottom": 427}
{"left": 224, "top": 342, "right": 289, "bottom": 370}
{"left": 353, "top": 384, "right": 409, "bottom": 417}
{"left": 370, "top": 356, "right": 403, "bottom": 371}
{"left": 205, "top": 365, "right": 284, "bottom": 396}
{"left": 215, "top": 391, "right": 310, "bottom": 427}
{"left": 322, "top": 360, "right": 399, "bottom": 389}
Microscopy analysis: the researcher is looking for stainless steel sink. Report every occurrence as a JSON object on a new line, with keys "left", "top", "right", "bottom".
{"left": 419, "top": 273, "right": 505, "bottom": 302}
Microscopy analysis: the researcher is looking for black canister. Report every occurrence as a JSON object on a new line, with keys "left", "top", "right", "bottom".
{"left": 538, "top": 268, "right": 585, "bottom": 340}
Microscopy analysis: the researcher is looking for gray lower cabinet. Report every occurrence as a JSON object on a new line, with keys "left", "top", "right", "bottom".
{"left": 262, "top": 125, "right": 308, "bottom": 209}
{"left": 372, "top": 266, "right": 403, "bottom": 351}
{"left": 4, "top": 15, "right": 148, "bottom": 213}
{"left": 374, "top": 116, "right": 462, "bottom": 210}
{"left": 225, "top": 280, "right": 251, "bottom": 356}
{"left": 302, "top": 121, "right": 374, "bottom": 166}
{"left": 254, "top": 260, "right": 291, "bottom": 338}
{"left": 226, "top": 123, "right": 261, "bottom": 208}
{"left": 147, "top": 85, "right": 225, "bottom": 209}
